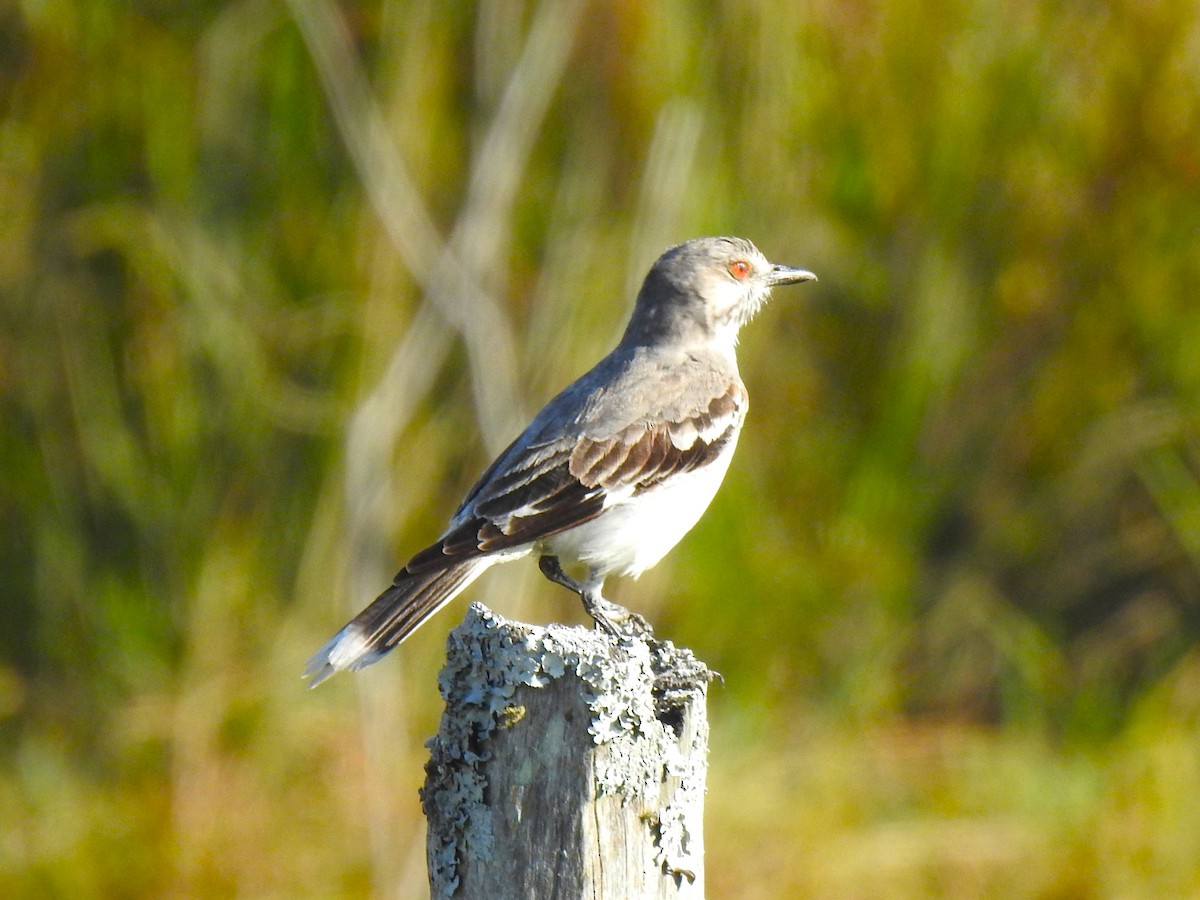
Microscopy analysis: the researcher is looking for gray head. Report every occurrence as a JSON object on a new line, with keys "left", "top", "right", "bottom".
{"left": 621, "top": 236, "right": 816, "bottom": 349}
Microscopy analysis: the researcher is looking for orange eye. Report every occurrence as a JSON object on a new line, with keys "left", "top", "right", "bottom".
{"left": 729, "top": 259, "right": 751, "bottom": 280}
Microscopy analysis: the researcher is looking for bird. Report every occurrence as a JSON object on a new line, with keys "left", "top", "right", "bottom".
{"left": 305, "top": 236, "right": 816, "bottom": 686}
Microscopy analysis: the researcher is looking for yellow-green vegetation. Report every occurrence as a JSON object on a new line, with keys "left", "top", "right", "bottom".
{"left": 2, "top": 0, "right": 1199, "bottom": 896}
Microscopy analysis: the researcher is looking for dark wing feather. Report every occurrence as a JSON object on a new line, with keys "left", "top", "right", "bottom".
{"left": 570, "top": 383, "right": 746, "bottom": 492}
{"left": 404, "top": 382, "right": 745, "bottom": 575}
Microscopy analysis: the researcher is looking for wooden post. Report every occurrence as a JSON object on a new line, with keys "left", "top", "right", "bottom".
{"left": 422, "top": 602, "right": 710, "bottom": 899}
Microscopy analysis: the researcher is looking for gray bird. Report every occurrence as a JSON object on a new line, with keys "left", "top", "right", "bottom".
{"left": 306, "top": 236, "right": 816, "bottom": 686}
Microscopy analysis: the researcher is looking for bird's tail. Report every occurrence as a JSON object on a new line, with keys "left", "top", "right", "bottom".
{"left": 304, "top": 558, "right": 491, "bottom": 687}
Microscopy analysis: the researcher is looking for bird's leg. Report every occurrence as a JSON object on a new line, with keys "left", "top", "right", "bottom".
{"left": 538, "top": 554, "right": 585, "bottom": 594}
{"left": 537, "top": 556, "right": 654, "bottom": 640}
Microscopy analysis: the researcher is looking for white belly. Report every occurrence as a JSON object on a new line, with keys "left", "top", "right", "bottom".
{"left": 539, "top": 437, "right": 737, "bottom": 578}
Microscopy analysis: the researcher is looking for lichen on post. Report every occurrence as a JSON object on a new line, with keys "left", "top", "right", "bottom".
{"left": 421, "top": 602, "right": 710, "bottom": 899}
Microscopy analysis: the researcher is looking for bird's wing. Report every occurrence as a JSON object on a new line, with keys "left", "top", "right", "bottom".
{"left": 403, "top": 379, "right": 746, "bottom": 574}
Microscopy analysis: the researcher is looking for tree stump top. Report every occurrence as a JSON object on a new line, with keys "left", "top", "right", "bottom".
{"left": 421, "top": 602, "right": 710, "bottom": 898}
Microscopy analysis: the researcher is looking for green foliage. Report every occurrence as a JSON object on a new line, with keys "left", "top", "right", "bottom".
{"left": 2, "top": 0, "right": 1199, "bottom": 895}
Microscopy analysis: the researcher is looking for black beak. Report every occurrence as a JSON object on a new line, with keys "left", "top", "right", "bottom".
{"left": 767, "top": 264, "right": 818, "bottom": 286}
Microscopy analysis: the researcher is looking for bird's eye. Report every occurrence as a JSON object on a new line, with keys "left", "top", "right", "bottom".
{"left": 728, "top": 260, "right": 751, "bottom": 280}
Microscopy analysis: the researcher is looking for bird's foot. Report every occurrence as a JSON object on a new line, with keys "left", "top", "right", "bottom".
{"left": 538, "top": 555, "right": 656, "bottom": 643}
{"left": 581, "top": 592, "right": 656, "bottom": 643}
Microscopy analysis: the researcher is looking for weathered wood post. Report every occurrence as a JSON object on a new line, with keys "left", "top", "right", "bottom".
{"left": 422, "top": 603, "right": 710, "bottom": 899}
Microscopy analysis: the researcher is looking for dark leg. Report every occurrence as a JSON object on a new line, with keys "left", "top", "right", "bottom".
{"left": 538, "top": 555, "right": 585, "bottom": 594}
{"left": 537, "top": 556, "right": 654, "bottom": 640}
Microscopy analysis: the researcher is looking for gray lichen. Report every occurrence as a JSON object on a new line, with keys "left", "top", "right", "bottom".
{"left": 421, "top": 602, "right": 709, "bottom": 897}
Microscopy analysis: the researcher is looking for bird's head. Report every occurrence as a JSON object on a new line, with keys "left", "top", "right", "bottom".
{"left": 622, "top": 236, "right": 816, "bottom": 350}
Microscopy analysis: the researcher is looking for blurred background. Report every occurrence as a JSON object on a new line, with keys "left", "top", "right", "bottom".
{"left": 2, "top": 0, "right": 1200, "bottom": 896}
